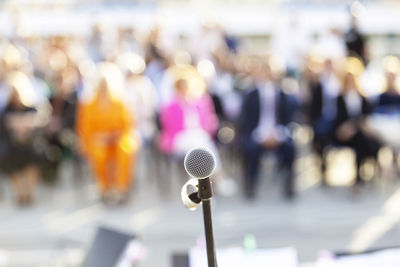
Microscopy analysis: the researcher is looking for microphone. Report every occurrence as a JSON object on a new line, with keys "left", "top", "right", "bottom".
{"left": 182, "top": 147, "right": 218, "bottom": 267}
{"left": 184, "top": 147, "right": 216, "bottom": 180}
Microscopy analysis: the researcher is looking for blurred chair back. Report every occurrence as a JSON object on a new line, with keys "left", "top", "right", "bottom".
{"left": 82, "top": 226, "right": 135, "bottom": 267}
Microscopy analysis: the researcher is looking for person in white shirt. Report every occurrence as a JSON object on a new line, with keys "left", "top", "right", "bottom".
{"left": 239, "top": 60, "right": 297, "bottom": 199}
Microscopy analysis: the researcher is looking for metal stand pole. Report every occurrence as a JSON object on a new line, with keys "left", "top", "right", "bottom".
{"left": 201, "top": 199, "right": 217, "bottom": 267}
{"left": 198, "top": 178, "right": 217, "bottom": 267}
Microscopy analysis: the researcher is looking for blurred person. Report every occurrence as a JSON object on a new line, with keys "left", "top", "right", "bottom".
{"left": 308, "top": 58, "right": 341, "bottom": 184}
{"left": 43, "top": 66, "right": 79, "bottom": 181}
{"left": 159, "top": 78, "right": 218, "bottom": 158}
{"left": 333, "top": 58, "right": 380, "bottom": 190}
{"left": 375, "top": 68, "right": 400, "bottom": 174}
{"left": 377, "top": 71, "right": 400, "bottom": 111}
{"left": 121, "top": 53, "right": 158, "bottom": 145}
{"left": 144, "top": 44, "right": 167, "bottom": 106}
{"left": 0, "top": 72, "right": 46, "bottom": 205}
{"left": 211, "top": 49, "right": 242, "bottom": 121}
{"left": 158, "top": 78, "right": 236, "bottom": 195}
{"left": 344, "top": 15, "right": 366, "bottom": 64}
{"left": 87, "top": 24, "right": 105, "bottom": 63}
{"left": 238, "top": 60, "right": 297, "bottom": 200}
{"left": 77, "top": 63, "right": 139, "bottom": 204}
{"left": 120, "top": 53, "right": 161, "bottom": 184}
{"left": 117, "top": 27, "right": 143, "bottom": 56}
{"left": 271, "top": 15, "right": 310, "bottom": 75}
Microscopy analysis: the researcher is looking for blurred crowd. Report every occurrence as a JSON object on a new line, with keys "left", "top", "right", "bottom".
{"left": 0, "top": 12, "right": 400, "bottom": 206}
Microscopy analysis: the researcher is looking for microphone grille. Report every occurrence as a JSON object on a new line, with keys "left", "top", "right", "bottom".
{"left": 184, "top": 148, "right": 216, "bottom": 179}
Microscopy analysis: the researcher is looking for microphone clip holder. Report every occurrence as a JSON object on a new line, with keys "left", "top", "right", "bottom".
{"left": 188, "top": 177, "right": 213, "bottom": 203}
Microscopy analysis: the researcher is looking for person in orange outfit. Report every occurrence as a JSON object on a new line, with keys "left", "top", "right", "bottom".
{"left": 77, "top": 63, "right": 139, "bottom": 204}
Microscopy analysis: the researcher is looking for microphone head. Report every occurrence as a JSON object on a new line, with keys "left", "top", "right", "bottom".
{"left": 184, "top": 147, "right": 216, "bottom": 179}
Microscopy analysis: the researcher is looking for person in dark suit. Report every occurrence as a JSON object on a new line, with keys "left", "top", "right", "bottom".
{"left": 333, "top": 68, "right": 380, "bottom": 188}
{"left": 238, "top": 60, "right": 297, "bottom": 199}
{"left": 308, "top": 59, "right": 341, "bottom": 184}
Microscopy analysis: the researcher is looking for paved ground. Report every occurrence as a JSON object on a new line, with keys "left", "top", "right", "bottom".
{"left": 0, "top": 146, "right": 400, "bottom": 267}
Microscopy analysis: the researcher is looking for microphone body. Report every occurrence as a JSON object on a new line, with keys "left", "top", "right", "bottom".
{"left": 183, "top": 148, "right": 218, "bottom": 267}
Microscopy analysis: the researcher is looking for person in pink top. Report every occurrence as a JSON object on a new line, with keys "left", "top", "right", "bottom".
{"left": 159, "top": 78, "right": 237, "bottom": 196}
{"left": 159, "top": 78, "right": 218, "bottom": 157}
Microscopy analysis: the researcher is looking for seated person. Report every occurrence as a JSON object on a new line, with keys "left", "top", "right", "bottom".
{"left": 374, "top": 67, "right": 400, "bottom": 174}
{"left": 333, "top": 60, "right": 380, "bottom": 189}
{"left": 0, "top": 72, "right": 45, "bottom": 205}
{"left": 308, "top": 58, "right": 341, "bottom": 184}
{"left": 238, "top": 60, "right": 297, "bottom": 200}
{"left": 123, "top": 54, "right": 158, "bottom": 146}
{"left": 159, "top": 78, "right": 237, "bottom": 195}
{"left": 77, "top": 63, "right": 139, "bottom": 204}
{"left": 158, "top": 78, "right": 218, "bottom": 158}
{"left": 44, "top": 66, "right": 79, "bottom": 181}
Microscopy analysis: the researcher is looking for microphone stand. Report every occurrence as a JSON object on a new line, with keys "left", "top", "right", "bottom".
{"left": 197, "top": 177, "right": 217, "bottom": 267}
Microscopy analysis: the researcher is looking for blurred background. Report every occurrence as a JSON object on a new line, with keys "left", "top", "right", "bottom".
{"left": 0, "top": 0, "right": 400, "bottom": 266}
